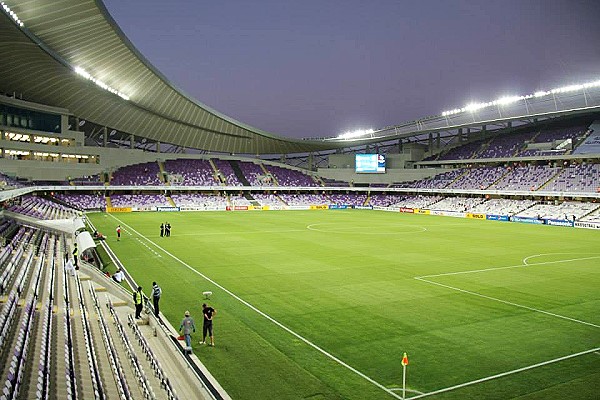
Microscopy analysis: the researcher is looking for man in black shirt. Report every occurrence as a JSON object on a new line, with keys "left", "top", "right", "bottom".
{"left": 72, "top": 244, "right": 79, "bottom": 270}
{"left": 200, "top": 303, "right": 216, "bottom": 346}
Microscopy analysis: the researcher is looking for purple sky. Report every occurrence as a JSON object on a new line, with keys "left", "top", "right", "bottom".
{"left": 103, "top": 0, "right": 600, "bottom": 139}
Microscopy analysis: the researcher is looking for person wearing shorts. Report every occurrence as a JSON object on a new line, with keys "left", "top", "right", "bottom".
{"left": 200, "top": 303, "right": 216, "bottom": 346}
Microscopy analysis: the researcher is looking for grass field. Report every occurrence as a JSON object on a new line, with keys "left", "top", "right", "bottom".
{"left": 87, "top": 210, "right": 600, "bottom": 400}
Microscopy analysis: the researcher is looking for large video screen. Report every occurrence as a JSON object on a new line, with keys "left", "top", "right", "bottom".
{"left": 355, "top": 154, "right": 386, "bottom": 173}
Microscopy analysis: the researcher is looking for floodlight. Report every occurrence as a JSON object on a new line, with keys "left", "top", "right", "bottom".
{"left": 440, "top": 78, "right": 600, "bottom": 117}
{"left": 336, "top": 128, "right": 375, "bottom": 139}
{"left": 74, "top": 66, "right": 130, "bottom": 100}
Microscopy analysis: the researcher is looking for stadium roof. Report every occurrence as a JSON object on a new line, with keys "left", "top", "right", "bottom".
{"left": 2, "top": 1, "right": 600, "bottom": 155}
{"left": 0, "top": 0, "right": 361, "bottom": 154}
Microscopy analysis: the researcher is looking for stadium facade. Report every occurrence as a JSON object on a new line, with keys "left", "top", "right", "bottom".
{"left": 1, "top": 2, "right": 600, "bottom": 399}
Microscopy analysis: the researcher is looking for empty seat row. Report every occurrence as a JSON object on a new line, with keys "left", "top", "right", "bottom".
{"left": 37, "top": 237, "right": 57, "bottom": 400}
{"left": 3, "top": 236, "right": 48, "bottom": 400}
{"left": 61, "top": 250, "right": 78, "bottom": 400}
{"left": 87, "top": 283, "right": 132, "bottom": 399}
{"left": 127, "top": 314, "right": 180, "bottom": 400}
{"left": 73, "top": 269, "right": 105, "bottom": 400}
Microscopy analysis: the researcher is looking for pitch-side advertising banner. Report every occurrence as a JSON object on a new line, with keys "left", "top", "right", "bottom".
{"left": 545, "top": 219, "right": 574, "bottom": 227}
{"left": 486, "top": 214, "right": 509, "bottom": 221}
{"left": 288, "top": 205, "right": 311, "bottom": 210}
{"left": 466, "top": 213, "right": 486, "bottom": 219}
{"left": 430, "top": 210, "right": 465, "bottom": 218}
{"left": 106, "top": 207, "right": 132, "bottom": 213}
{"left": 180, "top": 206, "right": 226, "bottom": 211}
{"left": 156, "top": 207, "right": 180, "bottom": 212}
{"left": 575, "top": 221, "right": 600, "bottom": 229}
{"left": 373, "top": 206, "right": 397, "bottom": 212}
{"left": 510, "top": 216, "right": 545, "bottom": 225}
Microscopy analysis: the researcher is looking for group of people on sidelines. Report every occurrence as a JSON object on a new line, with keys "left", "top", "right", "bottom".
{"left": 179, "top": 303, "right": 217, "bottom": 349}
{"left": 160, "top": 222, "right": 172, "bottom": 237}
{"left": 70, "top": 228, "right": 217, "bottom": 353}
{"left": 132, "top": 282, "right": 162, "bottom": 318}
{"left": 130, "top": 281, "right": 217, "bottom": 349}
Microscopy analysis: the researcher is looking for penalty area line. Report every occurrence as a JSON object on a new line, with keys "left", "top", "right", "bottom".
{"left": 106, "top": 214, "right": 405, "bottom": 400}
{"left": 407, "top": 347, "right": 600, "bottom": 399}
{"left": 414, "top": 277, "right": 600, "bottom": 329}
{"left": 415, "top": 255, "right": 600, "bottom": 279}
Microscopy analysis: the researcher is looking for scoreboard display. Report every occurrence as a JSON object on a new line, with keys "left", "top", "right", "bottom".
{"left": 355, "top": 154, "right": 386, "bottom": 173}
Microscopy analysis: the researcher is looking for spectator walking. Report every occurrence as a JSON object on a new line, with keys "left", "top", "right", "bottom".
{"left": 200, "top": 303, "right": 217, "bottom": 346}
{"left": 116, "top": 225, "right": 122, "bottom": 241}
{"left": 65, "top": 256, "right": 75, "bottom": 276}
{"left": 179, "top": 311, "right": 196, "bottom": 349}
{"left": 151, "top": 281, "right": 162, "bottom": 317}
{"left": 133, "top": 286, "right": 144, "bottom": 319}
{"left": 72, "top": 243, "right": 79, "bottom": 269}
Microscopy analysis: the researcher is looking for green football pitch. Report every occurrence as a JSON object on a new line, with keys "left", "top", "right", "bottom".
{"left": 87, "top": 210, "right": 600, "bottom": 400}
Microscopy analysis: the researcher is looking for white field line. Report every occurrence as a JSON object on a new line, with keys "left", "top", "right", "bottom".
{"left": 306, "top": 223, "right": 427, "bottom": 234}
{"left": 134, "top": 237, "right": 161, "bottom": 258}
{"left": 414, "top": 277, "right": 600, "bottom": 329}
{"left": 389, "top": 388, "right": 424, "bottom": 394}
{"left": 407, "top": 347, "right": 600, "bottom": 399}
{"left": 107, "top": 214, "right": 404, "bottom": 400}
{"left": 521, "top": 252, "right": 600, "bottom": 265}
{"left": 149, "top": 229, "right": 308, "bottom": 237}
{"left": 415, "top": 255, "right": 600, "bottom": 279}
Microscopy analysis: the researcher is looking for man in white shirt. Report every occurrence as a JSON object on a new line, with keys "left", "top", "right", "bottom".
{"left": 112, "top": 268, "right": 125, "bottom": 283}
{"left": 65, "top": 257, "right": 75, "bottom": 276}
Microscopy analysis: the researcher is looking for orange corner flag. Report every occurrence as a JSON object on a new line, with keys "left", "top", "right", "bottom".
{"left": 401, "top": 352, "right": 409, "bottom": 366}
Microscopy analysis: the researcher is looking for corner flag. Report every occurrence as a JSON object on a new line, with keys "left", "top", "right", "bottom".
{"left": 401, "top": 352, "right": 409, "bottom": 399}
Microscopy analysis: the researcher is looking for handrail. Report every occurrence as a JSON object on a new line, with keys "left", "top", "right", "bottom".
{"left": 107, "top": 296, "right": 156, "bottom": 399}
{"left": 62, "top": 236, "right": 78, "bottom": 400}
{"left": 73, "top": 267, "right": 105, "bottom": 399}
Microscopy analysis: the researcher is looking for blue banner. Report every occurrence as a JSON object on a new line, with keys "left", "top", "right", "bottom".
{"left": 156, "top": 206, "right": 180, "bottom": 212}
{"left": 545, "top": 219, "right": 574, "bottom": 227}
{"left": 510, "top": 216, "right": 545, "bottom": 225}
{"left": 486, "top": 214, "right": 509, "bottom": 221}
{"left": 329, "top": 204, "right": 349, "bottom": 210}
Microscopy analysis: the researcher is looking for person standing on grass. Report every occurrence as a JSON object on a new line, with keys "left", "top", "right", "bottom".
{"left": 179, "top": 310, "right": 196, "bottom": 349}
{"left": 165, "top": 222, "right": 171, "bottom": 237}
{"left": 151, "top": 281, "right": 162, "bottom": 317}
{"left": 160, "top": 223, "right": 164, "bottom": 237}
{"left": 116, "top": 225, "right": 122, "bottom": 241}
{"left": 200, "top": 303, "right": 216, "bottom": 346}
{"left": 133, "top": 286, "right": 144, "bottom": 319}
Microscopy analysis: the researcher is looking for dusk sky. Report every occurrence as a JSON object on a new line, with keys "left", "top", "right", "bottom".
{"left": 103, "top": 0, "right": 600, "bottom": 139}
